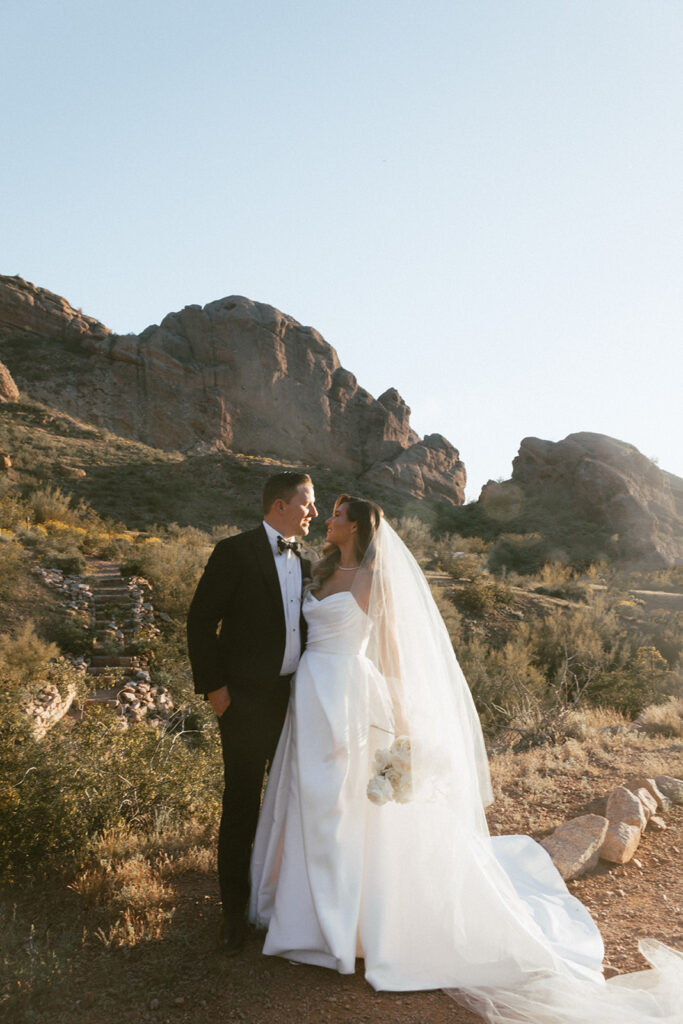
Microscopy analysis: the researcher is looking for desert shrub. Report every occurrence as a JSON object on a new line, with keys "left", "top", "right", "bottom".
{"left": 0, "top": 539, "right": 29, "bottom": 601}
{"left": 454, "top": 576, "right": 514, "bottom": 616}
{"left": 534, "top": 563, "right": 591, "bottom": 603}
{"left": 446, "top": 554, "right": 485, "bottom": 581}
{"left": 488, "top": 533, "right": 551, "bottom": 575}
{"left": 394, "top": 515, "right": 434, "bottom": 561}
{"left": 126, "top": 529, "right": 213, "bottom": 619}
{"left": 627, "top": 565, "right": 683, "bottom": 590}
{"left": 41, "top": 547, "right": 86, "bottom": 574}
{"left": 636, "top": 696, "right": 683, "bottom": 738}
{"left": 537, "top": 580, "right": 590, "bottom": 603}
{"left": 49, "top": 616, "right": 94, "bottom": 657}
{"left": 458, "top": 636, "right": 547, "bottom": 735}
{"left": 86, "top": 530, "right": 135, "bottom": 561}
{"left": 430, "top": 587, "right": 465, "bottom": 648}
{"left": 432, "top": 532, "right": 491, "bottom": 573}
{"left": 0, "top": 705, "right": 222, "bottom": 885}
{"left": 646, "top": 610, "right": 683, "bottom": 668}
{"left": 537, "top": 562, "right": 573, "bottom": 589}
{"left": 209, "top": 523, "right": 241, "bottom": 543}
{"left": 29, "top": 486, "right": 78, "bottom": 526}
{"left": 0, "top": 620, "right": 59, "bottom": 687}
{"left": 0, "top": 484, "right": 31, "bottom": 528}
{"left": 525, "top": 598, "right": 681, "bottom": 717}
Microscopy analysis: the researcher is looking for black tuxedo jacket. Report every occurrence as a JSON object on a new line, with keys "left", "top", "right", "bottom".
{"left": 187, "top": 525, "right": 312, "bottom": 698}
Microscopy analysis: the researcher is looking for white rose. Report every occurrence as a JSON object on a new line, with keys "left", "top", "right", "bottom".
{"left": 390, "top": 735, "right": 412, "bottom": 773}
{"left": 373, "top": 747, "right": 392, "bottom": 773}
{"left": 367, "top": 774, "right": 394, "bottom": 805}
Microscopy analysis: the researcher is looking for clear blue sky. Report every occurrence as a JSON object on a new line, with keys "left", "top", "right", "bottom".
{"left": 2, "top": 0, "right": 682, "bottom": 500}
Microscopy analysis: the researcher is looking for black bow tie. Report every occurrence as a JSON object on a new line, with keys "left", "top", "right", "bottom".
{"left": 277, "top": 536, "right": 301, "bottom": 555}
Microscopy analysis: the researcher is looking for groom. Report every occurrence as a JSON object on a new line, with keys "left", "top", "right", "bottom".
{"left": 187, "top": 471, "right": 317, "bottom": 955}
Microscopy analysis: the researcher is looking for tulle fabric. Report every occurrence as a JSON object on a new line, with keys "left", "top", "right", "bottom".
{"left": 250, "top": 520, "right": 683, "bottom": 1022}
{"left": 451, "top": 940, "right": 683, "bottom": 1024}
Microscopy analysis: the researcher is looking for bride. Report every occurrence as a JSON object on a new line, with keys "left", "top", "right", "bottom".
{"left": 249, "top": 495, "right": 681, "bottom": 1023}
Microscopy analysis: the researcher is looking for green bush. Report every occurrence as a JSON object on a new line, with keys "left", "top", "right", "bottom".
{"left": 29, "top": 486, "right": 78, "bottom": 526}
{"left": 458, "top": 636, "right": 547, "bottom": 735}
{"left": 446, "top": 554, "right": 485, "bottom": 581}
{"left": 394, "top": 515, "right": 434, "bottom": 562}
{"left": 0, "top": 705, "right": 222, "bottom": 885}
{"left": 0, "top": 620, "right": 59, "bottom": 688}
{"left": 50, "top": 616, "right": 94, "bottom": 657}
{"left": 488, "top": 533, "right": 551, "bottom": 575}
{"left": 0, "top": 483, "right": 32, "bottom": 529}
{"left": 124, "top": 529, "right": 213, "bottom": 619}
{"left": 41, "top": 548, "right": 86, "bottom": 574}
{"left": 0, "top": 539, "right": 29, "bottom": 601}
{"left": 454, "top": 576, "right": 514, "bottom": 616}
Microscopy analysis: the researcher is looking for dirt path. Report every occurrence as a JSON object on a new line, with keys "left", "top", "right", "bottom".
{"left": 8, "top": 806, "right": 681, "bottom": 1024}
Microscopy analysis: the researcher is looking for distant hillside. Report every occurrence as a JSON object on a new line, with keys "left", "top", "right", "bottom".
{"left": 0, "top": 398, "right": 431, "bottom": 534}
{"left": 0, "top": 275, "right": 466, "bottom": 506}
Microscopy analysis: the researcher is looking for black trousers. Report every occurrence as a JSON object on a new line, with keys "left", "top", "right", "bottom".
{"left": 216, "top": 676, "right": 291, "bottom": 917}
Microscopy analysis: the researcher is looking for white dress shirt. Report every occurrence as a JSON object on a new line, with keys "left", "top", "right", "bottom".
{"left": 262, "top": 520, "right": 303, "bottom": 676}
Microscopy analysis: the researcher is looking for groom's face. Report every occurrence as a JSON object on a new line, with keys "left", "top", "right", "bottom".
{"left": 281, "top": 483, "right": 318, "bottom": 538}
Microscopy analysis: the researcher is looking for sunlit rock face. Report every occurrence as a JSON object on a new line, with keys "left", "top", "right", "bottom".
{"left": 0, "top": 276, "right": 466, "bottom": 505}
{"left": 0, "top": 359, "right": 19, "bottom": 402}
{"left": 481, "top": 432, "right": 683, "bottom": 567}
{"left": 0, "top": 275, "right": 110, "bottom": 341}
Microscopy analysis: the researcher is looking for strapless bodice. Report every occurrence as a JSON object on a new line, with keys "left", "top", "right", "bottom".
{"left": 303, "top": 590, "right": 369, "bottom": 656}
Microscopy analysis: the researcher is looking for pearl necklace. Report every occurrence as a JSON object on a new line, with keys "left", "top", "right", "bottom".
{"left": 337, "top": 564, "right": 359, "bottom": 571}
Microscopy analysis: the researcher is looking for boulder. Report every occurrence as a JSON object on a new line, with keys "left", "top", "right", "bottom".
{"left": 605, "top": 786, "right": 647, "bottom": 830}
{"left": 625, "top": 776, "right": 671, "bottom": 813}
{"left": 599, "top": 821, "right": 642, "bottom": 864}
{"left": 630, "top": 787, "right": 658, "bottom": 823}
{"left": 654, "top": 775, "right": 683, "bottom": 805}
{"left": 0, "top": 453, "right": 11, "bottom": 470}
{"left": 0, "top": 360, "right": 19, "bottom": 402}
{"left": 363, "top": 433, "right": 466, "bottom": 504}
{"left": 540, "top": 814, "right": 609, "bottom": 881}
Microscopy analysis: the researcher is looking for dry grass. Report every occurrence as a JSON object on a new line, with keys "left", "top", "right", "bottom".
{"left": 64, "top": 826, "right": 214, "bottom": 952}
{"left": 636, "top": 696, "right": 683, "bottom": 738}
{"left": 487, "top": 703, "right": 683, "bottom": 838}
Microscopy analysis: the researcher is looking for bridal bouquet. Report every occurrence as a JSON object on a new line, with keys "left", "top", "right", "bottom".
{"left": 367, "top": 735, "right": 413, "bottom": 805}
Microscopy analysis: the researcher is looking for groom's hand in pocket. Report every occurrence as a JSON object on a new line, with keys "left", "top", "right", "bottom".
{"left": 208, "top": 685, "right": 231, "bottom": 718}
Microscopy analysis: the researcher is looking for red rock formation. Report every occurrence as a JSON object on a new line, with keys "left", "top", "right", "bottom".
{"left": 480, "top": 433, "right": 683, "bottom": 566}
{"left": 0, "top": 275, "right": 109, "bottom": 341}
{"left": 0, "top": 277, "right": 466, "bottom": 504}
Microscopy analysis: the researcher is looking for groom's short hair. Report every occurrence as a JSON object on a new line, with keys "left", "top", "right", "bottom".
{"left": 263, "top": 472, "right": 312, "bottom": 513}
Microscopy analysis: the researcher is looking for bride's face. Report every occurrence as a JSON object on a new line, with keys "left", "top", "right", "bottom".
{"left": 325, "top": 502, "right": 357, "bottom": 549}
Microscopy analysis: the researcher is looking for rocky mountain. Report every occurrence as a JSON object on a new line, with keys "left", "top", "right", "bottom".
{"left": 0, "top": 275, "right": 466, "bottom": 504}
{"left": 478, "top": 433, "right": 683, "bottom": 566}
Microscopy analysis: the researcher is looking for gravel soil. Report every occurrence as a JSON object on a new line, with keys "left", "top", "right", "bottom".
{"left": 6, "top": 805, "right": 681, "bottom": 1024}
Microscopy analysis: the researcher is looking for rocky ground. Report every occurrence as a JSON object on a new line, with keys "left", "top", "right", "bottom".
{"left": 5, "top": 802, "right": 680, "bottom": 1024}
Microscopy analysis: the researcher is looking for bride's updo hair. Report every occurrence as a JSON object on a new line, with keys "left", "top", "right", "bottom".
{"left": 313, "top": 494, "right": 384, "bottom": 587}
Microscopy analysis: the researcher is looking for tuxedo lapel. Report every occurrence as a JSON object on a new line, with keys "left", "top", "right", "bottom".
{"left": 251, "top": 525, "right": 285, "bottom": 620}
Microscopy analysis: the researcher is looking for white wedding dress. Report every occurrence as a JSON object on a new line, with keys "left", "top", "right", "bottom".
{"left": 250, "top": 552, "right": 681, "bottom": 1022}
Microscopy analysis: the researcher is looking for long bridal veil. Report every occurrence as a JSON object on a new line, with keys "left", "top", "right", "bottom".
{"left": 351, "top": 520, "right": 682, "bottom": 1023}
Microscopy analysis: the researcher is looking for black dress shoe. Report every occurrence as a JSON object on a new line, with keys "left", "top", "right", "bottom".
{"left": 219, "top": 914, "right": 246, "bottom": 956}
